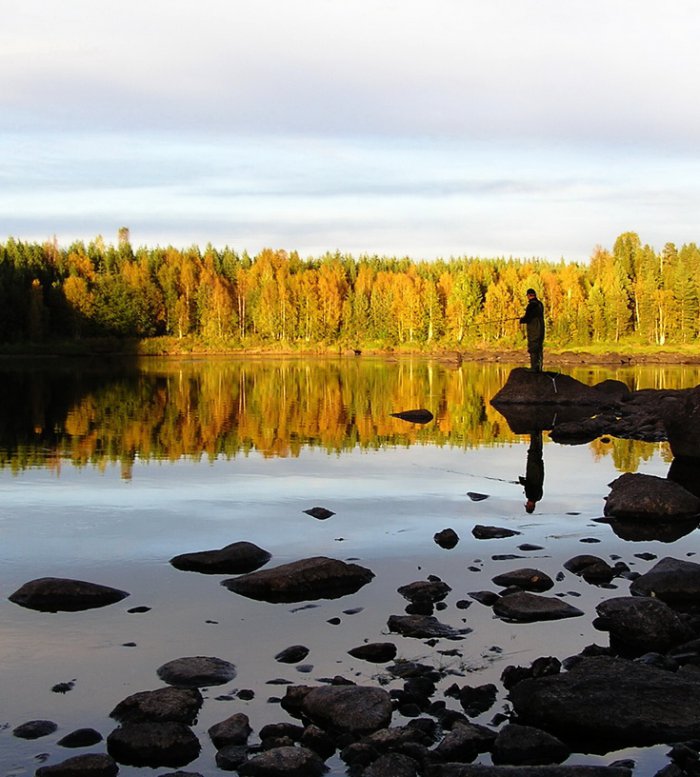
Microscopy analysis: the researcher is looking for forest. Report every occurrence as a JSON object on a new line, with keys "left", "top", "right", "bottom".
{"left": 0, "top": 229, "right": 698, "bottom": 350}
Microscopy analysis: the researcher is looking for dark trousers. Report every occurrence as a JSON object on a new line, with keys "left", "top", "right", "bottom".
{"left": 529, "top": 346, "right": 543, "bottom": 372}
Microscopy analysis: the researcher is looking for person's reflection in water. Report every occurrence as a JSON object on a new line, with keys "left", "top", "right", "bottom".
{"left": 519, "top": 430, "right": 544, "bottom": 513}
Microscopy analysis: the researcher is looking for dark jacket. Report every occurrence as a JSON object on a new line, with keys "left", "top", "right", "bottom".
{"left": 520, "top": 297, "right": 545, "bottom": 347}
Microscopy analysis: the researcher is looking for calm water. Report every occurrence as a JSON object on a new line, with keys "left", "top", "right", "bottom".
{"left": 1, "top": 356, "right": 699, "bottom": 776}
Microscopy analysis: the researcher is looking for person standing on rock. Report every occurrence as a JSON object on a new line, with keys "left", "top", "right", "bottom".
{"left": 520, "top": 288, "right": 545, "bottom": 372}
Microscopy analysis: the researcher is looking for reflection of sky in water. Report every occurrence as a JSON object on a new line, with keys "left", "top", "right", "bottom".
{"left": 0, "top": 440, "right": 670, "bottom": 566}
{"left": 0, "top": 440, "right": 679, "bottom": 776}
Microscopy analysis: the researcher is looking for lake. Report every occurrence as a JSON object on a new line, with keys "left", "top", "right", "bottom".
{"left": 1, "top": 356, "right": 699, "bottom": 776}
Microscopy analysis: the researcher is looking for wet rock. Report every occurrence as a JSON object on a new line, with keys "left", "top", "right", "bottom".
{"left": 8, "top": 577, "right": 129, "bottom": 612}
{"left": 668, "top": 455, "right": 700, "bottom": 499}
{"left": 301, "top": 685, "right": 393, "bottom": 735}
{"left": 13, "top": 719, "right": 57, "bottom": 739}
{"left": 238, "top": 745, "right": 325, "bottom": 776}
{"left": 157, "top": 656, "right": 236, "bottom": 687}
{"left": 221, "top": 556, "right": 374, "bottom": 603}
{"left": 216, "top": 745, "right": 249, "bottom": 770}
{"left": 110, "top": 687, "right": 203, "bottom": 724}
{"left": 348, "top": 642, "right": 398, "bottom": 663}
{"left": 468, "top": 591, "right": 500, "bottom": 606}
{"left": 303, "top": 506, "right": 335, "bottom": 521}
{"left": 425, "top": 765, "right": 633, "bottom": 776}
{"left": 398, "top": 580, "right": 452, "bottom": 604}
{"left": 629, "top": 556, "right": 700, "bottom": 605}
{"left": 432, "top": 720, "right": 497, "bottom": 762}
{"left": 604, "top": 472, "right": 700, "bottom": 521}
{"left": 472, "top": 525, "right": 521, "bottom": 539}
{"left": 467, "top": 492, "right": 489, "bottom": 501}
{"left": 170, "top": 541, "right": 271, "bottom": 574}
{"left": 364, "top": 752, "right": 420, "bottom": 776}
{"left": 434, "top": 529, "right": 459, "bottom": 549}
{"left": 107, "top": 721, "right": 201, "bottom": 768}
{"left": 57, "top": 728, "right": 103, "bottom": 748}
{"left": 457, "top": 683, "right": 498, "bottom": 716}
{"left": 492, "top": 568, "right": 554, "bottom": 593}
{"left": 563, "top": 555, "right": 617, "bottom": 584}
{"left": 388, "top": 614, "right": 467, "bottom": 639}
{"left": 492, "top": 591, "right": 584, "bottom": 622}
{"left": 208, "top": 713, "right": 252, "bottom": 748}
{"left": 35, "top": 753, "right": 119, "bottom": 776}
{"left": 300, "top": 724, "right": 336, "bottom": 759}
{"left": 274, "top": 645, "right": 310, "bottom": 664}
{"left": 491, "top": 723, "right": 570, "bottom": 765}
{"left": 390, "top": 409, "right": 434, "bottom": 424}
{"left": 509, "top": 654, "right": 700, "bottom": 751}
{"left": 594, "top": 596, "right": 693, "bottom": 654}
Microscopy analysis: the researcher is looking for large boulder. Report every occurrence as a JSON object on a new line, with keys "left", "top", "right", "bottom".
{"left": 509, "top": 654, "right": 700, "bottom": 750}
{"left": 604, "top": 472, "right": 700, "bottom": 521}
{"left": 8, "top": 577, "right": 129, "bottom": 612}
{"left": 593, "top": 596, "right": 693, "bottom": 654}
{"left": 221, "top": 556, "right": 374, "bottom": 603}
{"left": 170, "top": 541, "right": 271, "bottom": 574}
{"left": 491, "top": 369, "right": 610, "bottom": 406}
{"left": 110, "top": 687, "right": 203, "bottom": 724}
{"left": 107, "top": 721, "right": 201, "bottom": 768}
{"left": 301, "top": 685, "right": 393, "bottom": 735}
{"left": 629, "top": 556, "right": 700, "bottom": 605}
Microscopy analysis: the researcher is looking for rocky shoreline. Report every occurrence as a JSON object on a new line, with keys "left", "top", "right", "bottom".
{"left": 7, "top": 369, "right": 700, "bottom": 777}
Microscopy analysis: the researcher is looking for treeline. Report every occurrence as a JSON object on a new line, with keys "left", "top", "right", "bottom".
{"left": 1, "top": 230, "right": 698, "bottom": 347}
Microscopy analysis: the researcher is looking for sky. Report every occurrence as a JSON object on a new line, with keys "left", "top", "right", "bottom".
{"left": 3, "top": 0, "right": 700, "bottom": 264}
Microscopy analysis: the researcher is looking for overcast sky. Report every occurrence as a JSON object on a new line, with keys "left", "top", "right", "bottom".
{"left": 3, "top": 0, "right": 700, "bottom": 263}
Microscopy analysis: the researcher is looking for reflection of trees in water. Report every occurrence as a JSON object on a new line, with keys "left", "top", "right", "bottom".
{"left": 0, "top": 359, "right": 695, "bottom": 474}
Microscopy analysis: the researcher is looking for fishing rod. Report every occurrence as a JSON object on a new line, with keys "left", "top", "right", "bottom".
{"left": 464, "top": 316, "right": 521, "bottom": 328}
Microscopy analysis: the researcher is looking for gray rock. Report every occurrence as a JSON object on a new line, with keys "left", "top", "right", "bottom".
{"left": 8, "top": 577, "right": 129, "bottom": 612}
{"left": 35, "top": 753, "right": 119, "bottom": 776}
{"left": 107, "top": 721, "right": 201, "bottom": 768}
{"left": 661, "top": 386, "right": 700, "bottom": 458}
{"left": 110, "top": 687, "right": 203, "bottom": 724}
{"left": 604, "top": 472, "right": 700, "bottom": 520}
{"left": 398, "top": 580, "right": 452, "bottom": 603}
{"left": 301, "top": 685, "right": 393, "bottom": 735}
{"left": 492, "top": 591, "right": 583, "bottom": 622}
{"left": 237, "top": 745, "right": 326, "bottom": 776}
{"left": 156, "top": 656, "right": 236, "bottom": 687}
{"left": 594, "top": 596, "right": 692, "bottom": 653}
{"left": 303, "top": 506, "right": 335, "bottom": 520}
{"left": 364, "top": 752, "right": 419, "bottom": 776}
{"left": 491, "top": 368, "right": 607, "bottom": 406}
{"left": 387, "top": 614, "right": 467, "bottom": 639}
{"left": 434, "top": 529, "right": 460, "bottom": 549}
{"left": 170, "top": 541, "right": 271, "bottom": 574}
{"left": 492, "top": 568, "right": 554, "bottom": 593}
{"left": 509, "top": 654, "right": 700, "bottom": 750}
{"left": 208, "top": 712, "right": 252, "bottom": 748}
{"left": 215, "top": 744, "right": 249, "bottom": 770}
{"left": 629, "top": 556, "right": 700, "bottom": 604}
{"left": 221, "top": 556, "right": 374, "bottom": 603}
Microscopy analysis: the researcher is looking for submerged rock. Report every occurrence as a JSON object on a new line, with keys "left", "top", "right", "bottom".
{"left": 629, "top": 556, "right": 700, "bottom": 604}
{"left": 388, "top": 614, "right": 467, "bottom": 639}
{"left": 157, "top": 656, "right": 237, "bottom": 688}
{"left": 604, "top": 472, "right": 700, "bottom": 521}
{"left": 348, "top": 642, "right": 398, "bottom": 663}
{"left": 8, "top": 577, "right": 129, "bottom": 612}
{"left": 492, "top": 591, "right": 584, "bottom": 622}
{"left": 221, "top": 556, "right": 374, "bottom": 603}
{"left": 170, "top": 541, "right": 271, "bottom": 574}
{"left": 35, "top": 753, "right": 119, "bottom": 776}
{"left": 107, "top": 721, "right": 201, "bottom": 768}
{"left": 390, "top": 409, "right": 434, "bottom": 424}
{"left": 492, "top": 568, "right": 554, "bottom": 593}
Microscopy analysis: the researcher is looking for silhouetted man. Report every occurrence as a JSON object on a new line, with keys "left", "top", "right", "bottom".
{"left": 519, "top": 430, "right": 544, "bottom": 513}
{"left": 520, "top": 288, "right": 545, "bottom": 372}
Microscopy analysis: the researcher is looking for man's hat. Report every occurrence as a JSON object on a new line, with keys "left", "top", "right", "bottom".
{"left": 526, "top": 288, "right": 536, "bottom": 295}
